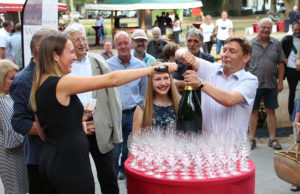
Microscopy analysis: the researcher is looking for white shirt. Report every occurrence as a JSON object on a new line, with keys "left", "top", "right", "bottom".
{"left": 0, "top": 28, "right": 13, "bottom": 61}
{"left": 200, "top": 23, "right": 215, "bottom": 43}
{"left": 197, "top": 59, "right": 258, "bottom": 133}
{"left": 216, "top": 19, "right": 233, "bottom": 40}
{"left": 287, "top": 36, "right": 300, "bottom": 68}
{"left": 95, "top": 17, "right": 104, "bottom": 28}
{"left": 68, "top": 55, "right": 92, "bottom": 106}
{"left": 172, "top": 20, "right": 181, "bottom": 32}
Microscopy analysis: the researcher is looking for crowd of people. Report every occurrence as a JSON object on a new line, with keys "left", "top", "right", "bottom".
{"left": 1, "top": 8, "right": 300, "bottom": 194}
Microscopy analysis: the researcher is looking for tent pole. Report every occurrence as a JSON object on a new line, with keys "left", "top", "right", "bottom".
{"left": 141, "top": 10, "right": 145, "bottom": 28}
{"left": 18, "top": 12, "right": 21, "bottom": 23}
{"left": 111, "top": 10, "right": 114, "bottom": 39}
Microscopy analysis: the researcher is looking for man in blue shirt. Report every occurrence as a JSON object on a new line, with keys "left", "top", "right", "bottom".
{"left": 107, "top": 31, "right": 147, "bottom": 180}
{"left": 10, "top": 28, "right": 56, "bottom": 194}
{"left": 95, "top": 14, "right": 105, "bottom": 42}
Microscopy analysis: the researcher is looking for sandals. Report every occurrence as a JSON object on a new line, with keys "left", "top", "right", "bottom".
{"left": 250, "top": 139, "right": 256, "bottom": 150}
{"left": 268, "top": 139, "right": 282, "bottom": 150}
{"left": 290, "top": 184, "right": 300, "bottom": 192}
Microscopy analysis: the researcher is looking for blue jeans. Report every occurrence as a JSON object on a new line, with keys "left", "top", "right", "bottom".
{"left": 98, "top": 27, "right": 105, "bottom": 41}
{"left": 113, "top": 111, "right": 134, "bottom": 175}
{"left": 216, "top": 39, "right": 225, "bottom": 54}
{"left": 173, "top": 31, "right": 180, "bottom": 44}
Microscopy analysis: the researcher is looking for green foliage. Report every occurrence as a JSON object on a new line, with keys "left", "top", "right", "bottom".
{"left": 228, "top": 10, "right": 240, "bottom": 16}
{"left": 201, "top": 0, "right": 222, "bottom": 17}
{"left": 241, "top": 10, "right": 253, "bottom": 16}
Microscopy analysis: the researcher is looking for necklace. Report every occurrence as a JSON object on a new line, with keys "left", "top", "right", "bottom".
{"left": 154, "top": 99, "right": 172, "bottom": 106}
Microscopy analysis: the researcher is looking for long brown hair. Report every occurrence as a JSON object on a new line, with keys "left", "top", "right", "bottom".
{"left": 142, "top": 62, "right": 180, "bottom": 128}
{"left": 30, "top": 34, "right": 68, "bottom": 111}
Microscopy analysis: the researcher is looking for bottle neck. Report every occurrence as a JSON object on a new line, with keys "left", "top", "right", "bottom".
{"left": 184, "top": 85, "right": 195, "bottom": 90}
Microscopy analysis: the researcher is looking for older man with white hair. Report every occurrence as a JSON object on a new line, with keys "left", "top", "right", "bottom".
{"left": 107, "top": 31, "right": 147, "bottom": 180}
{"left": 248, "top": 18, "right": 286, "bottom": 150}
{"left": 63, "top": 23, "right": 122, "bottom": 194}
{"left": 147, "top": 27, "right": 167, "bottom": 60}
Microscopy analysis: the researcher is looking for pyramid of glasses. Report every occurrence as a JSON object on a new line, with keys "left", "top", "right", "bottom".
{"left": 127, "top": 127, "right": 251, "bottom": 180}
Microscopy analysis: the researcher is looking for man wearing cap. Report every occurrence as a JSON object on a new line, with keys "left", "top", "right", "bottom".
{"left": 131, "top": 30, "right": 156, "bottom": 66}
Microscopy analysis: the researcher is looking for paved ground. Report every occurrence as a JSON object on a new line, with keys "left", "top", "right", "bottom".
{"left": 1, "top": 32, "right": 298, "bottom": 193}
{"left": 1, "top": 143, "right": 297, "bottom": 194}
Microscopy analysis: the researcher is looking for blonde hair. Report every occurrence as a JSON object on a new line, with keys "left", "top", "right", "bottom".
{"left": 0, "top": 60, "right": 19, "bottom": 97}
{"left": 142, "top": 62, "right": 180, "bottom": 128}
{"left": 30, "top": 34, "right": 67, "bottom": 111}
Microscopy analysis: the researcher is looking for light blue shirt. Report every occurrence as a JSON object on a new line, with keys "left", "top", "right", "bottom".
{"left": 107, "top": 55, "right": 147, "bottom": 110}
{"left": 9, "top": 32, "right": 22, "bottom": 68}
{"left": 130, "top": 49, "right": 156, "bottom": 66}
{"left": 197, "top": 59, "right": 258, "bottom": 133}
{"left": 68, "top": 56, "right": 93, "bottom": 106}
{"left": 95, "top": 16, "right": 104, "bottom": 28}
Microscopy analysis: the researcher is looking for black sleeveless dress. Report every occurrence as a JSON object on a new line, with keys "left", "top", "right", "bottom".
{"left": 36, "top": 76, "right": 94, "bottom": 194}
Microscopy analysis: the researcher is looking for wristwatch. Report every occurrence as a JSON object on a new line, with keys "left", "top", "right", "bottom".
{"left": 198, "top": 79, "right": 206, "bottom": 90}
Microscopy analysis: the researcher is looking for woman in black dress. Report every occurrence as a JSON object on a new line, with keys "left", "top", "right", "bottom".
{"left": 29, "top": 34, "right": 177, "bottom": 194}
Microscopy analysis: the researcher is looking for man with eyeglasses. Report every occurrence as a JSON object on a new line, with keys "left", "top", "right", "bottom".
{"left": 131, "top": 30, "right": 156, "bottom": 66}
{"left": 64, "top": 23, "right": 121, "bottom": 194}
{"left": 248, "top": 18, "right": 286, "bottom": 151}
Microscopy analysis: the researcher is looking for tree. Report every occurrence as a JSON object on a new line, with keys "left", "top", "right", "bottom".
{"left": 284, "top": 0, "right": 296, "bottom": 17}
{"left": 262, "top": 0, "right": 268, "bottom": 13}
{"left": 270, "top": 0, "right": 276, "bottom": 13}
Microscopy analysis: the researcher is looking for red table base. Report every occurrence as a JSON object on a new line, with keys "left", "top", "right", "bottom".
{"left": 125, "top": 157, "right": 255, "bottom": 194}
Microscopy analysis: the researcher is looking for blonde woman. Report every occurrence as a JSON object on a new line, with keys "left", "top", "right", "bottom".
{"left": 132, "top": 62, "right": 181, "bottom": 132}
{"left": 29, "top": 34, "right": 177, "bottom": 193}
{"left": 0, "top": 60, "right": 28, "bottom": 194}
{"left": 200, "top": 15, "right": 215, "bottom": 54}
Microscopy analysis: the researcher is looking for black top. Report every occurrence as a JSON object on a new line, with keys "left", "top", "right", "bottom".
{"left": 172, "top": 51, "right": 215, "bottom": 81}
{"left": 172, "top": 51, "right": 215, "bottom": 104}
{"left": 36, "top": 76, "right": 84, "bottom": 139}
{"left": 147, "top": 39, "right": 167, "bottom": 60}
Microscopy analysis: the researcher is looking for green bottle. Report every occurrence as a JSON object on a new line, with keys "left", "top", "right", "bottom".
{"left": 176, "top": 85, "right": 202, "bottom": 133}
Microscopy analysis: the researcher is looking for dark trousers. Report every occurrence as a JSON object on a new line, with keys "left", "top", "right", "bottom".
{"left": 27, "top": 164, "right": 45, "bottom": 194}
{"left": 203, "top": 41, "right": 213, "bottom": 54}
{"left": 113, "top": 111, "right": 134, "bottom": 175}
{"left": 88, "top": 134, "right": 119, "bottom": 194}
{"left": 216, "top": 39, "right": 225, "bottom": 54}
{"left": 287, "top": 67, "right": 300, "bottom": 115}
{"left": 173, "top": 31, "right": 180, "bottom": 44}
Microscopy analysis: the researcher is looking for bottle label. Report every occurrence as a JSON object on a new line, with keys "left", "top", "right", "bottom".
{"left": 184, "top": 85, "right": 194, "bottom": 90}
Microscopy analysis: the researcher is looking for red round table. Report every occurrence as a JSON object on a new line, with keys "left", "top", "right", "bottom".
{"left": 125, "top": 157, "right": 255, "bottom": 194}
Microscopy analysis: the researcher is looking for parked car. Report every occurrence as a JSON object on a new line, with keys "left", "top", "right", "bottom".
{"left": 73, "top": 12, "right": 83, "bottom": 19}
{"left": 88, "top": 11, "right": 96, "bottom": 19}
{"left": 128, "top": 11, "right": 137, "bottom": 18}
{"left": 99, "top": 10, "right": 111, "bottom": 18}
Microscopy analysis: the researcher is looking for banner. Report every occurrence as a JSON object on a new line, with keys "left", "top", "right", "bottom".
{"left": 22, "top": 0, "right": 57, "bottom": 66}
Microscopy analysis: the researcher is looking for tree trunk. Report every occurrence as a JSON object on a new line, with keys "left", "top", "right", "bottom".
{"left": 284, "top": 0, "right": 297, "bottom": 17}
{"left": 270, "top": 0, "right": 277, "bottom": 13}
{"left": 262, "top": 0, "right": 268, "bottom": 13}
{"left": 221, "top": 0, "right": 229, "bottom": 11}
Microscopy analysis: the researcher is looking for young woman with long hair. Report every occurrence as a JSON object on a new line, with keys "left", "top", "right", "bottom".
{"left": 132, "top": 62, "right": 181, "bottom": 131}
{"left": 29, "top": 34, "right": 177, "bottom": 193}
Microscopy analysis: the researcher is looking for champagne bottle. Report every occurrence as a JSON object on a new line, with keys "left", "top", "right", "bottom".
{"left": 176, "top": 85, "right": 202, "bottom": 133}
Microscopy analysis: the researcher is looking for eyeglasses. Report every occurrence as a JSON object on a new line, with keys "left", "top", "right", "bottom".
{"left": 134, "top": 39, "right": 147, "bottom": 43}
{"left": 72, "top": 37, "right": 86, "bottom": 44}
